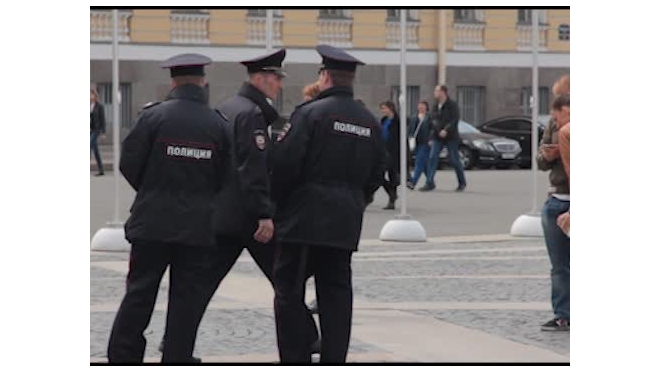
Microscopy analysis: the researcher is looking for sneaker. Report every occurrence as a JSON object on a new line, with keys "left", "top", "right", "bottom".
{"left": 455, "top": 184, "right": 466, "bottom": 192}
{"left": 406, "top": 181, "right": 415, "bottom": 190}
{"left": 541, "top": 318, "right": 570, "bottom": 331}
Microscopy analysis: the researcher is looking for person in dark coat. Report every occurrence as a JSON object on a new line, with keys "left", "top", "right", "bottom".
{"left": 407, "top": 100, "right": 433, "bottom": 189}
{"left": 186, "top": 49, "right": 319, "bottom": 355}
{"left": 90, "top": 88, "right": 106, "bottom": 176}
{"left": 271, "top": 44, "right": 386, "bottom": 363}
{"left": 378, "top": 100, "right": 402, "bottom": 209}
{"left": 107, "top": 53, "right": 229, "bottom": 364}
{"left": 423, "top": 85, "right": 467, "bottom": 192}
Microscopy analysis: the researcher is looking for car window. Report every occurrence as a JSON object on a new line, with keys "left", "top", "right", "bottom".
{"left": 485, "top": 120, "right": 516, "bottom": 131}
{"left": 458, "top": 121, "right": 480, "bottom": 134}
{"left": 515, "top": 120, "right": 531, "bottom": 132}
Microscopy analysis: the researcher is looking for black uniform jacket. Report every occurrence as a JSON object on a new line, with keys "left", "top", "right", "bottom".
{"left": 213, "top": 82, "right": 280, "bottom": 239}
{"left": 120, "top": 84, "right": 229, "bottom": 248}
{"left": 272, "top": 86, "right": 386, "bottom": 251}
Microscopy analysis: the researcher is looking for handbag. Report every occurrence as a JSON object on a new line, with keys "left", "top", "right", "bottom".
{"left": 408, "top": 117, "right": 423, "bottom": 151}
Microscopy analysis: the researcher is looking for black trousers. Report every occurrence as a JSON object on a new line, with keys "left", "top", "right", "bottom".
{"left": 197, "top": 236, "right": 319, "bottom": 346}
{"left": 273, "top": 243, "right": 353, "bottom": 363}
{"left": 107, "top": 241, "right": 215, "bottom": 363}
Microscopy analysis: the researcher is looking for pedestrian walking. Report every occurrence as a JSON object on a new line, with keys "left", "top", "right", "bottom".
{"left": 90, "top": 87, "right": 106, "bottom": 176}
{"left": 423, "top": 85, "right": 466, "bottom": 192}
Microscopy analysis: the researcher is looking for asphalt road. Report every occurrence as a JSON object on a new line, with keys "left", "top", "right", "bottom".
{"left": 90, "top": 169, "right": 551, "bottom": 240}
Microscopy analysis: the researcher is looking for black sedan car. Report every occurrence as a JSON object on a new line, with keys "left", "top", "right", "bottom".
{"left": 477, "top": 115, "right": 549, "bottom": 169}
{"left": 413, "top": 121, "right": 522, "bottom": 170}
{"left": 437, "top": 121, "right": 522, "bottom": 170}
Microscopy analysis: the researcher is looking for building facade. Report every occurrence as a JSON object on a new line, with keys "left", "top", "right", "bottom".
{"left": 90, "top": 8, "right": 570, "bottom": 139}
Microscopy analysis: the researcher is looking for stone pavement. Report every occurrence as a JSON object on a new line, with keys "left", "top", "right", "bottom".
{"left": 90, "top": 234, "right": 569, "bottom": 363}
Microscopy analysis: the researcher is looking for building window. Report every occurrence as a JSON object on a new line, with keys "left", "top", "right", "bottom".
{"left": 387, "top": 9, "right": 420, "bottom": 21}
{"left": 517, "top": 9, "right": 548, "bottom": 24}
{"left": 558, "top": 24, "right": 570, "bottom": 40}
{"left": 454, "top": 9, "right": 481, "bottom": 23}
{"left": 457, "top": 86, "right": 486, "bottom": 126}
{"left": 521, "top": 86, "right": 550, "bottom": 115}
{"left": 390, "top": 85, "right": 421, "bottom": 120}
{"left": 319, "top": 9, "right": 350, "bottom": 19}
{"left": 247, "top": 9, "right": 283, "bottom": 17}
{"left": 171, "top": 9, "right": 209, "bottom": 14}
{"left": 97, "top": 83, "right": 133, "bottom": 129}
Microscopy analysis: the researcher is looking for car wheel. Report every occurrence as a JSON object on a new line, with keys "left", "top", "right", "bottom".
{"left": 458, "top": 146, "right": 475, "bottom": 170}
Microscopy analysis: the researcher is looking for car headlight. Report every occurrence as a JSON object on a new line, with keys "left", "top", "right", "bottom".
{"left": 472, "top": 139, "right": 492, "bottom": 151}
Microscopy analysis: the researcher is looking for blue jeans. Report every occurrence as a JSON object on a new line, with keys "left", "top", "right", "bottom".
{"left": 541, "top": 197, "right": 570, "bottom": 320}
{"left": 91, "top": 132, "right": 104, "bottom": 173}
{"left": 411, "top": 142, "right": 430, "bottom": 186}
{"left": 426, "top": 139, "right": 466, "bottom": 188}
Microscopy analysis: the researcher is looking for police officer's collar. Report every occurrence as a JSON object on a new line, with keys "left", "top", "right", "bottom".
{"left": 238, "top": 82, "right": 280, "bottom": 126}
{"left": 166, "top": 83, "right": 208, "bottom": 104}
{"left": 315, "top": 85, "right": 354, "bottom": 100}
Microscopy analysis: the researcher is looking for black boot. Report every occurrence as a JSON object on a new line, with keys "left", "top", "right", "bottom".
{"left": 383, "top": 199, "right": 395, "bottom": 210}
{"left": 159, "top": 338, "right": 201, "bottom": 363}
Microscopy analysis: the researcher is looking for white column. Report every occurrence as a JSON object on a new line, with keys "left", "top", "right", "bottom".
{"left": 266, "top": 9, "right": 273, "bottom": 52}
{"left": 439, "top": 9, "right": 447, "bottom": 84}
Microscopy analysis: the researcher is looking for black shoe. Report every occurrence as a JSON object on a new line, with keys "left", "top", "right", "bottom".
{"left": 308, "top": 299, "right": 319, "bottom": 315}
{"left": 310, "top": 338, "right": 322, "bottom": 355}
{"left": 419, "top": 184, "right": 435, "bottom": 192}
{"left": 95, "top": 172, "right": 105, "bottom": 176}
{"left": 455, "top": 184, "right": 466, "bottom": 192}
{"left": 383, "top": 200, "right": 395, "bottom": 210}
{"left": 159, "top": 339, "right": 202, "bottom": 362}
{"left": 406, "top": 181, "right": 415, "bottom": 190}
{"left": 541, "top": 318, "right": 570, "bottom": 332}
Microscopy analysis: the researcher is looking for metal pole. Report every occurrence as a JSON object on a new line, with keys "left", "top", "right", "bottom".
{"left": 399, "top": 10, "right": 408, "bottom": 217}
{"left": 266, "top": 9, "right": 274, "bottom": 52}
{"left": 531, "top": 9, "right": 539, "bottom": 214}
{"left": 438, "top": 9, "right": 447, "bottom": 85}
{"left": 112, "top": 9, "right": 121, "bottom": 224}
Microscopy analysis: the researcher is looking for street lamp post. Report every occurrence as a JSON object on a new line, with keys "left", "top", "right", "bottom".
{"left": 510, "top": 9, "right": 543, "bottom": 237}
{"left": 91, "top": 9, "right": 130, "bottom": 252}
{"left": 379, "top": 9, "right": 426, "bottom": 242}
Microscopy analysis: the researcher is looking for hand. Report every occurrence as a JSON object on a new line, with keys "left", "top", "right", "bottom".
{"left": 557, "top": 212, "right": 570, "bottom": 236}
{"left": 253, "top": 218, "right": 274, "bottom": 244}
{"left": 439, "top": 130, "right": 447, "bottom": 139}
{"left": 541, "top": 144, "right": 560, "bottom": 161}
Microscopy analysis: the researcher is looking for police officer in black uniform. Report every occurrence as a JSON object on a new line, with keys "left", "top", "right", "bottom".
{"left": 106, "top": 53, "right": 228, "bottom": 364}
{"left": 271, "top": 45, "right": 387, "bottom": 363}
{"left": 194, "top": 49, "right": 319, "bottom": 352}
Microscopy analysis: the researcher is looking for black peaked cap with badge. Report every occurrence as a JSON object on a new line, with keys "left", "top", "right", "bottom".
{"left": 316, "top": 44, "right": 365, "bottom": 72}
{"left": 160, "top": 53, "right": 212, "bottom": 77}
{"left": 240, "top": 48, "right": 287, "bottom": 77}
